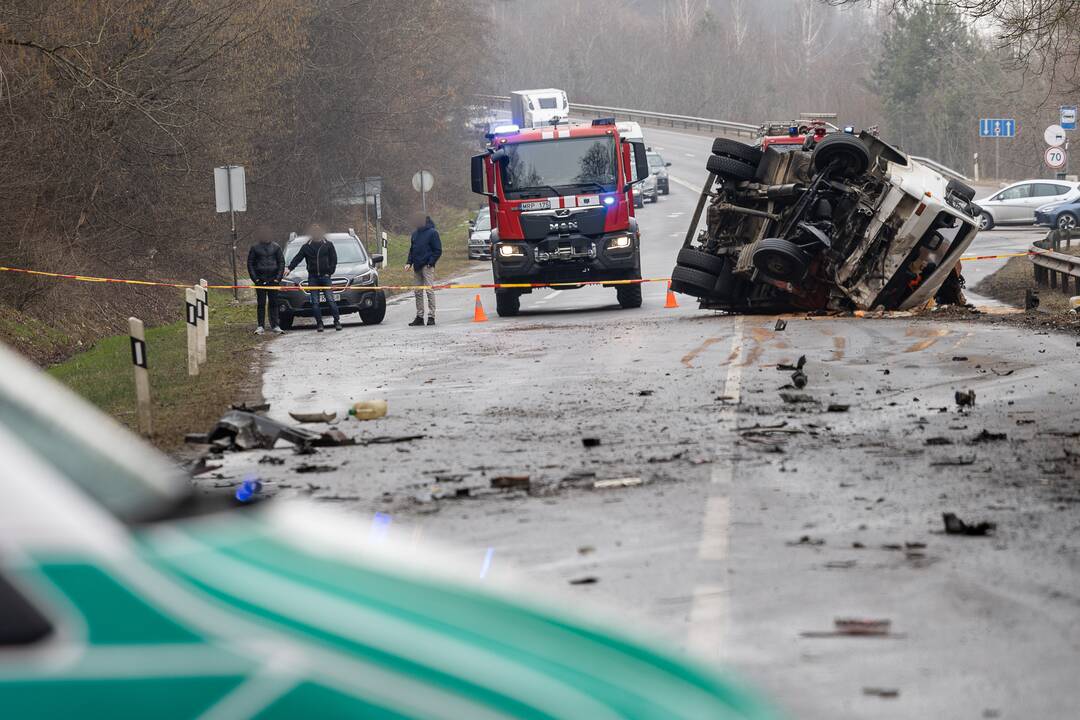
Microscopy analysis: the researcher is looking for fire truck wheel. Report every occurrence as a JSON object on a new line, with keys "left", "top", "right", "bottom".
{"left": 616, "top": 283, "right": 643, "bottom": 309}
{"left": 711, "top": 138, "right": 763, "bottom": 167}
{"left": 670, "top": 265, "right": 719, "bottom": 298}
{"left": 752, "top": 238, "right": 811, "bottom": 282}
{"left": 677, "top": 248, "right": 728, "bottom": 276}
{"left": 811, "top": 133, "right": 870, "bottom": 178}
{"left": 705, "top": 154, "right": 756, "bottom": 182}
{"left": 495, "top": 289, "right": 520, "bottom": 317}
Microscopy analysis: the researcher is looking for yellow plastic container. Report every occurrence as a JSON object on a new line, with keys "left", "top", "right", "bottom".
{"left": 348, "top": 399, "right": 387, "bottom": 420}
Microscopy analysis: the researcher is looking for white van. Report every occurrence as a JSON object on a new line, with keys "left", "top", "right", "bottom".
{"left": 509, "top": 89, "right": 569, "bottom": 128}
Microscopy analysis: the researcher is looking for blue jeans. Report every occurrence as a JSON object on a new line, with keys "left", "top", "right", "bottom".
{"left": 308, "top": 275, "right": 340, "bottom": 326}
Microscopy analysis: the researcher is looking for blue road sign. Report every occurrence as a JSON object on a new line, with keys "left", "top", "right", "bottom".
{"left": 979, "top": 118, "right": 1016, "bottom": 138}
{"left": 1061, "top": 106, "right": 1077, "bottom": 131}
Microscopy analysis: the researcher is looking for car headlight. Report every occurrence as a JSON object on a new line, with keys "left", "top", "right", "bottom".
{"left": 350, "top": 271, "right": 375, "bottom": 286}
{"left": 498, "top": 244, "right": 525, "bottom": 258}
{"left": 607, "top": 235, "right": 632, "bottom": 250}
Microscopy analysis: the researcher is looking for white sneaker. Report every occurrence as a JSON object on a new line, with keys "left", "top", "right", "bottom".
{"left": 254, "top": 326, "right": 265, "bottom": 335}
{"left": 271, "top": 326, "right": 285, "bottom": 334}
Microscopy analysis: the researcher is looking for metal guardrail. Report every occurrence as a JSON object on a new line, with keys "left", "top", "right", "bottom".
{"left": 1031, "top": 229, "right": 1079, "bottom": 296}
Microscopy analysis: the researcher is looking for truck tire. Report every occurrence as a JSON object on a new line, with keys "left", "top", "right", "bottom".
{"left": 711, "top": 138, "right": 763, "bottom": 167}
{"left": 616, "top": 283, "right": 643, "bottom": 309}
{"left": 359, "top": 291, "right": 386, "bottom": 325}
{"left": 946, "top": 178, "right": 976, "bottom": 203}
{"left": 752, "top": 238, "right": 811, "bottom": 282}
{"left": 706, "top": 154, "right": 756, "bottom": 182}
{"left": 677, "top": 248, "right": 727, "bottom": 276}
{"left": 495, "top": 289, "right": 520, "bottom": 317}
{"left": 670, "top": 265, "right": 719, "bottom": 298}
{"left": 811, "top": 133, "right": 870, "bottom": 178}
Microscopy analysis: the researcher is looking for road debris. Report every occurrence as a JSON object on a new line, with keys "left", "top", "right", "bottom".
{"left": 955, "top": 390, "right": 977, "bottom": 409}
{"left": 258, "top": 455, "right": 285, "bottom": 465}
{"left": 349, "top": 399, "right": 388, "bottom": 420}
{"left": 234, "top": 478, "right": 263, "bottom": 503}
{"left": 787, "top": 535, "right": 825, "bottom": 547}
{"left": 569, "top": 576, "right": 599, "bottom": 585}
{"left": 780, "top": 392, "right": 817, "bottom": 405}
{"left": 943, "top": 512, "right": 996, "bottom": 536}
{"left": 312, "top": 429, "right": 356, "bottom": 447}
{"left": 774, "top": 319, "right": 787, "bottom": 331}
{"left": 582, "top": 437, "right": 602, "bottom": 448}
{"left": 637, "top": 389, "right": 654, "bottom": 397}
{"left": 777, "top": 355, "right": 807, "bottom": 372}
{"left": 952, "top": 356, "right": 969, "bottom": 362}
{"left": 289, "top": 410, "right": 338, "bottom": 423}
{"left": 491, "top": 475, "right": 531, "bottom": 490}
{"left": 204, "top": 410, "right": 322, "bottom": 451}
{"left": 925, "top": 437, "right": 953, "bottom": 446}
{"left": 232, "top": 401, "right": 270, "bottom": 413}
{"left": 863, "top": 687, "right": 900, "bottom": 699}
{"left": 361, "top": 434, "right": 426, "bottom": 445}
{"left": 801, "top": 618, "right": 900, "bottom": 638}
{"left": 970, "top": 429, "right": 1007, "bottom": 443}
{"left": 295, "top": 463, "right": 337, "bottom": 474}
{"left": 791, "top": 368, "right": 808, "bottom": 389}
{"left": 593, "top": 477, "right": 644, "bottom": 489}
{"left": 827, "top": 404, "right": 850, "bottom": 413}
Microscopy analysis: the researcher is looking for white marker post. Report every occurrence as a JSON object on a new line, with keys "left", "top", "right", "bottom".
{"left": 194, "top": 285, "right": 207, "bottom": 365}
{"left": 128, "top": 317, "right": 152, "bottom": 436}
{"left": 199, "top": 279, "right": 210, "bottom": 339}
{"left": 185, "top": 288, "right": 199, "bottom": 376}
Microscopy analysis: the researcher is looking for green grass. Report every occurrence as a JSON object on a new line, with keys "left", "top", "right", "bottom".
{"left": 49, "top": 290, "right": 263, "bottom": 450}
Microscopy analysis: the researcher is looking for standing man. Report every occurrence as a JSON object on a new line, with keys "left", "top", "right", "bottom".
{"left": 405, "top": 212, "right": 442, "bottom": 326}
{"left": 286, "top": 223, "right": 342, "bottom": 332}
{"left": 246, "top": 225, "right": 286, "bottom": 334}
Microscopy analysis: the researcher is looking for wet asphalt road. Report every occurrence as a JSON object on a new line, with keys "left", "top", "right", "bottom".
{"left": 209, "top": 128, "right": 1080, "bottom": 719}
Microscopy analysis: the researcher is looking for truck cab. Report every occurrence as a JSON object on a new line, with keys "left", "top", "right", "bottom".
{"left": 471, "top": 119, "right": 652, "bottom": 316}
{"left": 509, "top": 89, "right": 569, "bottom": 128}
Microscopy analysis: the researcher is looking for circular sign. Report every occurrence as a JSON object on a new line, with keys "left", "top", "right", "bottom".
{"left": 1045, "top": 145, "right": 1067, "bottom": 169}
{"left": 1044, "top": 124, "right": 1066, "bottom": 147}
{"left": 411, "top": 170, "right": 434, "bottom": 193}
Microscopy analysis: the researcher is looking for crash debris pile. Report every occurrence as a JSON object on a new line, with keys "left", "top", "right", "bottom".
{"left": 670, "top": 132, "right": 981, "bottom": 313}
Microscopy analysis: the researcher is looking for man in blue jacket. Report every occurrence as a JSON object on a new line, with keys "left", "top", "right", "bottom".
{"left": 405, "top": 212, "right": 442, "bottom": 326}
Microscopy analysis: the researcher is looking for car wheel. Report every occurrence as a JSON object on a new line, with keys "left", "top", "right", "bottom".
{"left": 677, "top": 248, "right": 728, "bottom": 276}
{"left": 711, "top": 138, "right": 763, "bottom": 167}
{"left": 705, "top": 154, "right": 756, "bottom": 182}
{"left": 359, "top": 290, "right": 386, "bottom": 325}
{"left": 751, "top": 238, "right": 811, "bottom": 282}
{"left": 811, "top": 133, "right": 870, "bottom": 178}
{"left": 1057, "top": 212, "right": 1078, "bottom": 231}
{"left": 979, "top": 211, "right": 995, "bottom": 231}
{"left": 670, "top": 265, "right": 719, "bottom": 299}
{"left": 495, "top": 289, "right": 520, "bottom": 317}
{"left": 616, "top": 283, "right": 643, "bottom": 309}
{"left": 277, "top": 309, "right": 294, "bottom": 331}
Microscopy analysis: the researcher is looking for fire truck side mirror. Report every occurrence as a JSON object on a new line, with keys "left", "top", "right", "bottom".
{"left": 627, "top": 141, "right": 650, "bottom": 191}
{"left": 470, "top": 154, "right": 486, "bottom": 195}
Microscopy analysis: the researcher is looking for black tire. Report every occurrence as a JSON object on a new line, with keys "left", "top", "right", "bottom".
{"left": 616, "top": 283, "right": 643, "bottom": 309}
{"left": 706, "top": 154, "right": 756, "bottom": 182}
{"left": 495, "top": 289, "right": 520, "bottom": 317}
{"left": 752, "top": 238, "right": 811, "bottom": 282}
{"left": 978, "top": 211, "right": 995, "bottom": 231}
{"left": 277, "top": 309, "right": 294, "bottom": 331}
{"left": 677, "top": 248, "right": 727, "bottom": 276}
{"left": 811, "top": 133, "right": 870, "bottom": 178}
{"left": 1057, "top": 212, "right": 1078, "bottom": 232}
{"left": 946, "top": 178, "right": 976, "bottom": 203}
{"left": 359, "top": 290, "right": 386, "bottom": 325}
{"left": 670, "top": 265, "right": 719, "bottom": 298}
{"left": 711, "top": 138, "right": 763, "bottom": 167}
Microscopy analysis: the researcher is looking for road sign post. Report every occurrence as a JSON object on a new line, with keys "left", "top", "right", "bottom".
{"left": 979, "top": 119, "right": 1015, "bottom": 181}
{"left": 1045, "top": 145, "right": 1067, "bottom": 171}
{"left": 412, "top": 170, "right": 434, "bottom": 212}
{"left": 1061, "top": 106, "right": 1077, "bottom": 132}
{"left": 214, "top": 165, "right": 247, "bottom": 300}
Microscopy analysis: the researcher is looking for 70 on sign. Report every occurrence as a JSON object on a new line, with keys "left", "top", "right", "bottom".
{"left": 1045, "top": 146, "right": 1067, "bottom": 170}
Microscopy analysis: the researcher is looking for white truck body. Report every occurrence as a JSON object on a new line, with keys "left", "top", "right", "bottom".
{"left": 509, "top": 89, "right": 569, "bottom": 128}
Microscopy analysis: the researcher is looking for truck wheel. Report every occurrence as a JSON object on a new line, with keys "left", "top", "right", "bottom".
{"left": 359, "top": 291, "right": 387, "bottom": 325}
{"left": 495, "top": 289, "right": 520, "bottom": 317}
{"left": 946, "top": 178, "right": 976, "bottom": 203}
{"left": 670, "top": 265, "right": 719, "bottom": 298}
{"left": 277, "top": 309, "right": 294, "bottom": 331}
{"left": 752, "top": 238, "right": 810, "bottom": 282}
{"left": 811, "top": 134, "right": 870, "bottom": 178}
{"left": 706, "top": 154, "right": 756, "bottom": 182}
{"left": 616, "top": 283, "right": 643, "bottom": 309}
{"left": 711, "top": 138, "right": 763, "bottom": 167}
{"left": 677, "top": 248, "right": 727, "bottom": 276}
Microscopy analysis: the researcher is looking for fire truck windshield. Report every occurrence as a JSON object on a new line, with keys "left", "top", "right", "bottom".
{"left": 500, "top": 137, "right": 617, "bottom": 198}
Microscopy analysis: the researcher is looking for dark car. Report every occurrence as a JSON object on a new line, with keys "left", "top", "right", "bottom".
{"left": 1035, "top": 198, "right": 1080, "bottom": 232}
{"left": 647, "top": 150, "right": 670, "bottom": 194}
{"left": 278, "top": 230, "right": 386, "bottom": 329}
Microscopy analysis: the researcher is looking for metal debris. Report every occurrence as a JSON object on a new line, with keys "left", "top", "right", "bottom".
{"left": 569, "top": 576, "right": 599, "bottom": 585}
{"left": 312, "top": 429, "right": 356, "bottom": 447}
{"left": 593, "top": 477, "right": 644, "bottom": 489}
{"left": 289, "top": 410, "right": 338, "bottom": 423}
{"left": 943, "top": 512, "right": 996, "bottom": 536}
{"left": 863, "top": 687, "right": 900, "bottom": 699}
{"left": 777, "top": 355, "right": 807, "bottom": 372}
{"left": 827, "top": 404, "right": 850, "bottom": 413}
{"left": 491, "top": 475, "right": 531, "bottom": 490}
{"left": 205, "top": 410, "right": 322, "bottom": 451}
{"left": 774, "top": 319, "right": 787, "bottom": 331}
{"left": 295, "top": 463, "right": 337, "bottom": 474}
{"left": 582, "top": 437, "right": 602, "bottom": 448}
{"left": 955, "top": 389, "right": 977, "bottom": 409}
{"left": 970, "top": 429, "right": 1007, "bottom": 443}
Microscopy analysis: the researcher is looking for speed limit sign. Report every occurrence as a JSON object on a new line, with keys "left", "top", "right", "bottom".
{"left": 1045, "top": 145, "right": 1067, "bottom": 169}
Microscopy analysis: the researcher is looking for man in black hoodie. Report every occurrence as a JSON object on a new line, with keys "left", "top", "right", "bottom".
{"left": 246, "top": 225, "right": 286, "bottom": 334}
{"left": 405, "top": 212, "right": 442, "bottom": 326}
{"left": 286, "top": 223, "right": 342, "bottom": 332}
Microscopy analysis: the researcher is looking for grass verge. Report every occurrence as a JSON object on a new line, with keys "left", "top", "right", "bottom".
{"left": 973, "top": 247, "right": 1080, "bottom": 313}
{"left": 48, "top": 290, "right": 264, "bottom": 451}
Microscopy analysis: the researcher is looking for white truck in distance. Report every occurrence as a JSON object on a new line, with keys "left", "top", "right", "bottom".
{"left": 509, "top": 89, "right": 569, "bottom": 128}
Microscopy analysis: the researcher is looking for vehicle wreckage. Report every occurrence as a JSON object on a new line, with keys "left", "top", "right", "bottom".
{"left": 670, "top": 131, "right": 981, "bottom": 313}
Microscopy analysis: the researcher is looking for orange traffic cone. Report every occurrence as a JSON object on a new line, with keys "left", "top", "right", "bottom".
{"left": 473, "top": 293, "right": 488, "bottom": 323}
{"left": 664, "top": 281, "right": 679, "bottom": 309}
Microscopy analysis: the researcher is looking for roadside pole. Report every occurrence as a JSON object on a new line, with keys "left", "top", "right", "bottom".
{"left": 227, "top": 170, "right": 239, "bottom": 300}
{"left": 214, "top": 165, "right": 247, "bottom": 301}
{"left": 200, "top": 279, "right": 210, "bottom": 339}
{"left": 128, "top": 317, "right": 152, "bottom": 436}
{"left": 194, "top": 285, "right": 207, "bottom": 365}
{"left": 185, "top": 289, "right": 199, "bottom": 376}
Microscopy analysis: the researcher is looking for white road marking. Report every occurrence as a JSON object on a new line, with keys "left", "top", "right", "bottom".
{"left": 684, "top": 152, "right": 696, "bottom": 158}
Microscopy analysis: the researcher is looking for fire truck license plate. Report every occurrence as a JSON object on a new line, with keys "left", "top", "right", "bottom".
{"left": 519, "top": 200, "right": 551, "bottom": 211}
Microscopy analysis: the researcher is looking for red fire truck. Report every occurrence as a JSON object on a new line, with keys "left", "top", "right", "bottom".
{"left": 470, "top": 119, "right": 652, "bottom": 316}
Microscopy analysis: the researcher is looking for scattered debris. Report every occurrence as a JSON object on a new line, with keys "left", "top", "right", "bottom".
{"left": 780, "top": 392, "right": 817, "bottom": 405}
{"left": 774, "top": 319, "right": 787, "bottom": 331}
{"left": 647, "top": 450, "right": 687, "bottom": 463}
{"left": 361, "top": 434, "right": 426, "bottom": 445}
{"left": 295, "top": 463, "right": 337, "bottom": 474}
{"left": 582, "top": 437, "right": 602, "bottom": 448}
{"left": 204, "top": 410, "right": 322, "bottom": 451}
{"left": 930, "top": 455, "right": 976, "bottom": 466}
{"left": 970, "top": 429, "right": 1007, "bottom": 443}
{"left": 349, "top": 399, "right": 388, "bottom": 420}
{"left": 827, "top": 404, "right": 850, "bottom": 413}
{"left": 863, "top": 687, "right": 900, "bottom": 699}
{"left": 577, "top": 545, "right": 596, "bottom": 555}
{"left": 258, "top": 455, "right": 285, "bottom": 465}
{"left": 990, "top": 367, "right": 1015, "bottom": 377}
{"left": 289, "top": 410, "right": 338, "bottom": 424}
{"left": 312, "top": 429, "right": 356, "bottom": 447}
{"left": 925, "top": 437, "right": 953, "bottom": 446}
{"left": 235, "top": 478, "right": 263, "bottom": 503}
{"left": 943, "top": 512, "right": 996, "bottom": 536}
{"left": 951, "top": 356, "right": 969, "bottom": 362}
{"left": 791, "top": 368, "right": 808, "bottom": 389}
{"left": 824, "top": 560, "right": 856, "bottom": 569}
{"left": 955, "top": 390, "right": 977, "bottom": 409}
{"left": 787, "top": 535, "right": 825, "bottom": 547}
{"left": 801, "top": 618, "right": 900, "bottom": 639}
{"left": 569, "top": 576, "right": 599, "bottom": 585}
{"left": 593, "top": 477, "right": 644, "bottom": 489}
{"left": 638, "top": 390, "right": 654, "bottom": 397}
{"left": 232, "top": 401, "right": 270, "bottom": 413}
{"left": 777, "top": 355, "right": 807, "bottom": 372}
{"left": 491, "top": 475, "right": 531, "bottom": 490}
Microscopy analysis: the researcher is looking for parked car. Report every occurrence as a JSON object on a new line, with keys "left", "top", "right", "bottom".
{"left": 279, "top": 229, "right": 386, "bottom": 329}
{"left": 1035, "top": 198, "right": 1080, "bottom": 231}
{"left": 467, "top": 209, "right": 493, "bottom": 260}
{"left": 0, "top": 341, "right": 777, "bottom": 720}
{"left": 974, "top": 180, "right": 1080, "bottom": 230}
{"left": 634, "top": 171, "right": 658, "bottom": 208}
{"left": 647, "top": 150, "right": 671, "bottom": 194}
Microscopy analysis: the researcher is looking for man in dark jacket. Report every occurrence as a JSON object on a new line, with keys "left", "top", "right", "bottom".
{"left": 246, "top": 225, "right": 286, "bottom": 334}
{"left": 405, "top": 212, "right": 442, "bottom": 326}
{"left": 286, "top": 223, "right": 342, "bottom": 332}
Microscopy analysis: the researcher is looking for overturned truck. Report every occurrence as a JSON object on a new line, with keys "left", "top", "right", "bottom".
{"left": 670, "top": 132, "right": 981, "bottom": 313}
